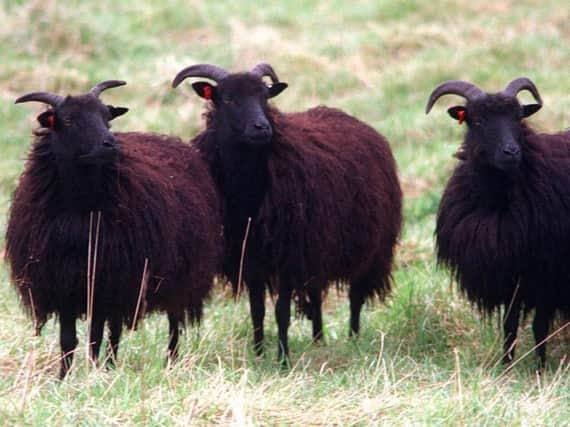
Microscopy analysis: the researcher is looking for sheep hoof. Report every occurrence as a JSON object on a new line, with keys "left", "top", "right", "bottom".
{"left": 278, "top": 356, "right": 291, "bottom": 371}
{"left": 253, "top": 344, "right": 264, "bottom": 357}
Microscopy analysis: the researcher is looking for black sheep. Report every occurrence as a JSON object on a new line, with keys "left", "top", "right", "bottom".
{"left": 6, "top": 81, "right": 221, "bottom": 378}
{"left": 172, "top": 63, "right": 402, "bottom": 363}
{"left": 426, "top": 77, "right": 570, "bottom": 366}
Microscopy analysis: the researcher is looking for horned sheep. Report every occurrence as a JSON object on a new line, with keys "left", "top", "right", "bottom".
{"left": 6, "top": 81, "right": 221, "bottom": 378}
{"left": 172, "top": 63, "right": 402, "bottom": 363}
{"left": 426, "top": 77, "right": 570, "bottom": 366}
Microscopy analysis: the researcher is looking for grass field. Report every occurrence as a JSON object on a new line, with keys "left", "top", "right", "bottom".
{"left": 1, "top": 0, "right": 569, "bottom": 425}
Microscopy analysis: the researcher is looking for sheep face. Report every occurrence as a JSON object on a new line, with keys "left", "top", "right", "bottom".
{"left": 193, "top": 74, "right": 287, "bottom": 147}
{"left": 36, "top": 95, "right": 127, "bottom": 166}
{"left": 426, "top": 78, "right": 542, "bottom": 173}
{"left": 457, "top": 96, "right": 527, "bottom": 171}
{"left": 16, "top": 81, "right": 128, "bottom": 167}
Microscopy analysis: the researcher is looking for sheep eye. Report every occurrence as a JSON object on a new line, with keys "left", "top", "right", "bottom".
{"left": 63, "top": 118, "right": 72, "bottom": 127}
{"left": 223, "top": 96, "right": 233, "bottom": 104}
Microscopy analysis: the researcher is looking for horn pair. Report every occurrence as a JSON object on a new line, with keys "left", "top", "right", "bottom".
{"left": 171, "top": 63, "right": 280, "bottom": 88}
{"left": 425, "top": 77, "right": 543, "bottom": 114}
{"left": 15, "top": 80, "right": 126, "bottom": 107}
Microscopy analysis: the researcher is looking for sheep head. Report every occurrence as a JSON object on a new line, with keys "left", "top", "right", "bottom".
{"left": 172, "top": 63, "right": 288, "bottom": 147}
{"left": 16, "top": 80, "right": 128, "bottom": 166}
{"left": 426, "top": 77, "right": 543, "bottom": 172}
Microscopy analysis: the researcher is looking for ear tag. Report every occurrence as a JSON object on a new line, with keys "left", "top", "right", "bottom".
{"left": 47, "top": 115, "right": 55, "bottom": 130}
{"left": 457, "top": 110, "right": 465, "bottom": 125}
{"left": 203, "top": 86, "right": 212, "bottom": 100}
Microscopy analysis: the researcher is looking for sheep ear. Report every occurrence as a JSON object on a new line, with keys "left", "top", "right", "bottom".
{"left": 37, "top": 110, "right": 55, "bottom": 129}
{"left": 192, "top": 82, "right": 216, "bottom": 101}
{"left": 268, "top": 82, "right": 288, "bottom": 98}
{"left": 522, "top": 103, "right": 541, "bottom": 118}
{"left": 447, "top": 106, "right": 467, "bottom": 124}
{"left": 108, "top": 105, "right": 129, "bottom": 120}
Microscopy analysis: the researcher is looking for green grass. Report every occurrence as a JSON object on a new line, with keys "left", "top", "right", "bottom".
{"left": 1, "top": 0, "right": 569, "bottom": 425}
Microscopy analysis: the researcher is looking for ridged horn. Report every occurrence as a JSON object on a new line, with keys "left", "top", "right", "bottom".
{"left": 425, "top": 80, "right": 485, "bottom": 114}
{"left": 171, "top": 64, "right": 230, "bottom": 88}
{"left": 250, "top": 63, "right": 279, "bottom": 84}
{"left": 503, "top": 77, "right": 542, "bottom": 106}
{"left": 15, "top": 92, "right": 64, "bottom": 107}
{"left": 89, "top": 80, "right": 127, "bottom": 98}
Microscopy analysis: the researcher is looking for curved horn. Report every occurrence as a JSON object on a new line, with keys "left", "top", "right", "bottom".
{"left": 89, "top": 80, "right": 127, "bottom": 98}
{"left": 15, "top": 92, "right": 64, "bottom": 107}
{"left": 172, "top": 64, "right": 230, "bottom": 88}
{"left": 250, "top": 63, "right": 280, "bottom": 84}
{"left": 503, "top": 77, "right": 542, "bottom": 106}
{"left": 425, "top": 80, "right": 485, "bottom": 114}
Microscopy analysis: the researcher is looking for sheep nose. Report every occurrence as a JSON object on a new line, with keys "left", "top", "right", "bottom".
{"left": 102, "top": 137, "right": 116, "bottom": 148}
{"left": 503, "top": 145, "right": 520, "bottom": 157}
{"left": 254, "top": 122, "right": 270, "bottom": 131}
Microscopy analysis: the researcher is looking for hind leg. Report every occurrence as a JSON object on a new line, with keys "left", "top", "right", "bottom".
{"left": 167, "top": 312, "right": 181, "bottom": 362}
{"left": 502, "top": 300, "right": 521, "bottom": 365}
{"left": 349, "top": 285, "right": 366, "bottom": 337}
{"left": 275, "top": 284, "right": 293, "bottom": 366}
{"left": 349, "top": 265, "right": 390, "bottom": 338}
{"left": 59, "top": 311, "right": 78, "bottom": 379}
{"left": 532, "top": 306, "right": 554, "bottom": 369}
{"left": 307, "top": 287, "right": 323, "bottom": 342}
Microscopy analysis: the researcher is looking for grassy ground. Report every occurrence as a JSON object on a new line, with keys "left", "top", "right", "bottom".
{"left": 1, "top": 0, "right": 569, "bottom": 425}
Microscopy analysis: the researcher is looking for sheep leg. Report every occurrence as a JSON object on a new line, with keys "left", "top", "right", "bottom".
{"left": 107, "top": 315, "right": 122, "bottom": 367}
{"left": 58, "top": 311, "right": 78, "bottom": 379}
{"left": 307, "top": 288, "right": 323, "bottom": 343}
{"left": 88, "top": 313, "right": 105, "bottom": 365}
{"left": 502, "top": 301, "right": 520, "bottom": 365}
{"left": 249, "top": 282, "right": 266, "bottom": 356}
{"left": 275, "top": 285, "right": 293, "bottom": 366}
{"left": 167, "top": 312, "right": 180, "bottom": 362}
{"left": 349, "top": 286, "right": 366, "bottom": 337}
{"left": 532, "top": 306, "right": 553, "bottom": 369}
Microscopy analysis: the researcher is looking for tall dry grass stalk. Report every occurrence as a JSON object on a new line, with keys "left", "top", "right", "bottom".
{"left": 236, "top": 216, "right": 252, "bottom": 298}
{"left": 19, "top": 288, "right": 38, "bottom": 412}
{"left": 453, "top": 347, "right": 463, "bottom": 413}
{"left": 132, "top": 258, "right": 149, "bottom": 331}
{"left": 134, "top": 258, "right": 149, "bottom": 426}
{"left": 85, "top": 211, "right": 101, "bottom": 370}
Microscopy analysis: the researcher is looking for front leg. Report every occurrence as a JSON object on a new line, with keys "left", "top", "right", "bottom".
{"left": 502, "top": 300, "right": 521, "bottom": 365}
{"left": 59, "top": 310, "right": 78, "bottom": 379}
{"left": 248, "top": 280, "right": 266, "bottom": 356}
{"left": 88, "top": 312, "right": 105, "bottom": 366}
{"left": 167, "top": 312, "right": 181, "bottom": 362}
{"left": 275, "top": 284, "right": 293, "bottom": 367}
{"left": 107, "top": 315, "right": 122, "bottom": 367}
{"left": 532, "top": 305, "right": 554, "bottom": 370}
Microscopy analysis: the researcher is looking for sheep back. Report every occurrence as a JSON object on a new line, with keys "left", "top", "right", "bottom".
{"left": 201, "top": 106, "right": 402, "bottom": 300}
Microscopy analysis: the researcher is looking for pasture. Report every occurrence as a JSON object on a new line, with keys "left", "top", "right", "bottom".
{"left": 0, "top": 0, "right": 569, "bottom": 425}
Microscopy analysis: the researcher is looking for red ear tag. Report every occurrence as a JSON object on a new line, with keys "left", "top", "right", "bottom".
{"left": 47, "top": 115, "right": 55, "bottom": 130}
{"left": 458, "top": 110, "right": 465, "bottom": 125}
{"left": 203, "top": 86, "right": 212, "bottom": 100}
